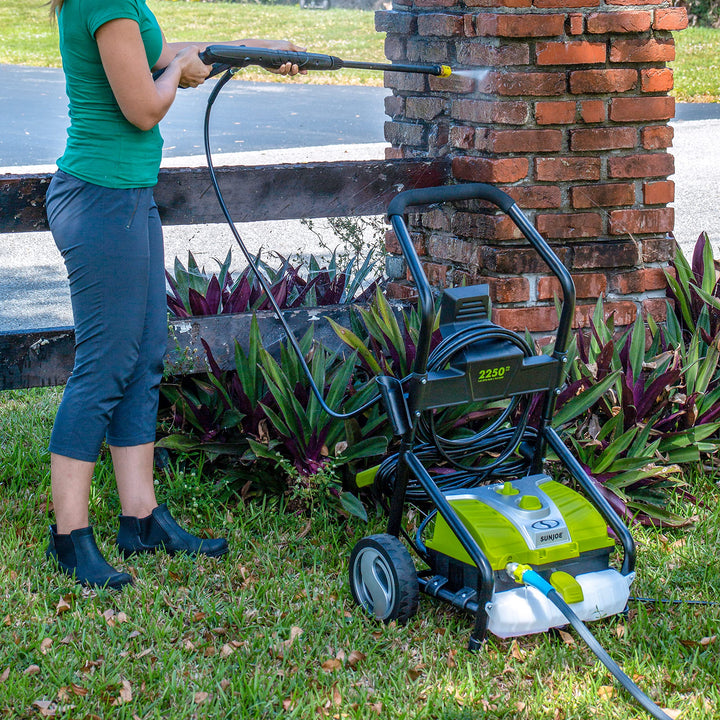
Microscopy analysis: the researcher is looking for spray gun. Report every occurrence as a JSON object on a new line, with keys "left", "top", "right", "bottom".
{"left": 197, "top": 44, "right": 452, "bottom": 79}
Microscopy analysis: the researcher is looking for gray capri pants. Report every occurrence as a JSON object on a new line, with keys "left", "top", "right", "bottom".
{"left": 45, "top": 170, "right": 167, "bottom": 462}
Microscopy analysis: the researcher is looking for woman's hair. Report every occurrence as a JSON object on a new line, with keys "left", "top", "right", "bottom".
{"left": 48, "top": 0, "right": 64, "bottom": 19}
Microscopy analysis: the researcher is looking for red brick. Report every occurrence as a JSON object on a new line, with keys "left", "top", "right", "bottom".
{"left": 536, "top": 101, "right": 576, "bottom": 125}
{"left": 607, "top": 0, "right": 664, "bottom": 5}
{"left": 475, "top": 13, "right": 565, "bottom": 37}
{"left": 465, "top": 0, "right": 531, "bottom": 6}
{"left": 536, "top": 0, "right": 599, "bottom": 6}
{"left": 610, "top": 97, "right": 675, "bottom": 122}
{"left": 575, "top": 302, "right": 637, "bottom": 328}
{"left": 405, "top": 96, "right": 447, "bottom": 121}
{"left": 475, "top": 128, "right": 563, "bottom": 153}
{"left": 386, "top": 229, "right": 426, "bottom": 255}
{"left": 504, "top": 185, "right": 563, "bottom": 209}
{"left": 486, "top": 276, "right": 531, "bottom": 303}
{"left": 421, "top": 262, "right": 449, "bottom": 288}
{"left": 537, "top": 212, "right": 603, "bottom": 239}
{"left": 493, "top": 306, "right": 561, "bottom": 332}
{"left": 384, "top": 96, "right": 404, "bottom": 118}
{"left": 414, "top": 0, "right": 455, "bottom": 6}
{"left": 456, "top": 42, "right": 531, "bottom": 67}
{"left": 536, "top": 41, "right": 606, "bottom": 65}
{"left": 538, "top": 273, "right": 607, "bottom": 300}
{"left": 610, "top": 38, "right": 675, "bottom": 63}
{"left": 385, "top": 147, "right": 404, "bottom": 160}
{"left": 482, "top": 72, "right": 566, "bottom": 97}
{"left": 421, "top": 208, "right": 452, "bottom": 232}
{"left": 535, "top": 156, "right": 601, "bottom": 181}
{"left": 580, "top": 100, "right": 606, "bottom": 123}
{"left": 463, "top": 13, "right": 476, "bottom": 36}
{"left": 641, "top": 68, "right": 674, "bottom": 93}
{"left": 417, "top": 13, "right": 465, "bottom": 36}
{"left": 643, "top": 180, "right": 674, "bottom": 205}
{"left": 571, "top": 183, "right": 635, "bottom": 208}
{"left": 609, "top": 208, "right": 674, "bottom": 235}
{"left": 384, "top": 71, "right": 426, "bottom": 92}
{"left": 375, "top": 10, "right": 417, "bottom": 34}
{"left": 385, "top": 121, "right": 425, "bottom": 147}
{"left": 386, "top": 281, "right": 418, "bottom": 301}
{"left": 643, "top": 237, "right": 675, "bottom": 263}
{"left": 385, "top": 36, "right": 406, "bottom": 62}
{"left": 428, "top": 73, "right": 476, "bottom": 93}
{"left": 427, "top": 234, "right": 478, "bottom": 263}
{"left": 586, "top": 11, "right": 652, "bottom": 33}
{"left": 452, "top": 212, "right": 524, "bottom": 241}
{"left": 406, "top": 39, "right": 452, "bottom": 64}
{"left": 653, "top": 7, "right": 689, "bottom": 30}
{"left": 481, "top": 246, "right": 571, "bottom": 274}
{"left": 453, "top": 156, "right": 530, "bottom": 183}
{"left": 449, "top": 125, "right": 475, "bottom": 149}
{"left": 611, "top": 267, "right": 668, "bottom": 294}
{"left": 570, "top": 127, "right": 637, "bottom": 151}
{"left": 572, "top": 241, "right": 640, "bottom": 269}
{"left": 642, "top": 298, "right": 667, "bottom": 322}
{"left": 451, "top": 99, "right": 529, "bottom": 125}
{"left": 608, "top": 152, "right": 674, "bottom": 179}
{"left": 570, "top": 69, "right": 637, "bottom": 94}
{"left": 642, "top": 125, "right": 674, "bottom": 149}
{"left": 567, "top": 13, "right": 584, "bottom": 34}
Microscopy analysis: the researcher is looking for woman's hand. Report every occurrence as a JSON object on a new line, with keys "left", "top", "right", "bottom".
{"left": 170, "top": 46, "right": 212, "bottom": 88}
{"left": 235, "top": 39, "right": 308, "bottom": 76}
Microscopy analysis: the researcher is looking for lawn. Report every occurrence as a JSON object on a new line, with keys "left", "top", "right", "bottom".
{"left": 1, "top": 0, "right": 719, "bottom": 97}
{"left": 1, "top": 386, "right": 718, "bottom": 719}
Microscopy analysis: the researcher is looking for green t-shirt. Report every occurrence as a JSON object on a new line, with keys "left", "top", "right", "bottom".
{"left": 57, "top": 0, "right": 164, "bottom": 188}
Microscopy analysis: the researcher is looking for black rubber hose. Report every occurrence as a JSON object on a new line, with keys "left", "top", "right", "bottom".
{"left": 546, "top": 588, "right": 673, "bottom": 720}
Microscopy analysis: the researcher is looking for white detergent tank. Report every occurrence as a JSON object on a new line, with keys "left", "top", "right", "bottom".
{"left": 486, "top": 569, "right": 635, "bottom": 638}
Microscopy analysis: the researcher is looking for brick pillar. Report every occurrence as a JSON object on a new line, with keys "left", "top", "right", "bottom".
{"left": 377, "top": 1, "right": 687, "bottom": 332}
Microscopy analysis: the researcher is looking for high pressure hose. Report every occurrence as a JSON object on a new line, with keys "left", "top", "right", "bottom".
{"left": 508, "top": 563, "right": 673, "bottom": 720}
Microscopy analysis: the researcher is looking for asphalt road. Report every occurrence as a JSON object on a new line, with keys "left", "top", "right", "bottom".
{"left": 1, "top": 64, "right": 719, "bottom": 331}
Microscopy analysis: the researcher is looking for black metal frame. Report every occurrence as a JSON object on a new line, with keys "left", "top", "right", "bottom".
{"left": 382, "top": 183, "right": 636, "bottom": 648}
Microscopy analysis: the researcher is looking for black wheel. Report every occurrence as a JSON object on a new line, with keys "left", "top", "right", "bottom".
{"left": 349, "top": 534, "right": 419, "bottom": 623}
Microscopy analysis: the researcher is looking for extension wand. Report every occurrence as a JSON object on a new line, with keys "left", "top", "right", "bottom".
{"left": 198, "top": 44, "right": 452, "bottom": 79}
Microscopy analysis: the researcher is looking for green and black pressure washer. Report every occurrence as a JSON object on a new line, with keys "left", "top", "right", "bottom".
{"left": 191, "top": 46, "right": 672, "bottom": 720}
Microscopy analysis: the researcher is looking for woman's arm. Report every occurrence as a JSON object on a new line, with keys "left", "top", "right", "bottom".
{"left": 96, "top": 19, "right": 209, "bottom": 131}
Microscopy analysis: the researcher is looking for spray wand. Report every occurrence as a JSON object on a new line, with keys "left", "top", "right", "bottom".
{"left": 197, "top": 44, "right": 452, "bottom": 79}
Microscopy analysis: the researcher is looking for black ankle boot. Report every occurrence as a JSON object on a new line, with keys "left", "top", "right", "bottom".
{"left": 46, "top": 525, "right": 133, "bottom": 590}
{"left": 116, "top": 503, "right": 228, "bottom": 558}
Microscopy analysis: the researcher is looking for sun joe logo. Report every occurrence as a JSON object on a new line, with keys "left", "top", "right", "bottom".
{"left": 476, "top": 365, "right": 510, "bottom": 383}
{"left": 530, "top": 519, "right": 568, "bottom": 546}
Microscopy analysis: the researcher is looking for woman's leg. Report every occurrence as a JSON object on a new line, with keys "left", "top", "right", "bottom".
{"left": 109, "top": 442, "right": 157, "bottom": 518}
{"left": 51, "top": 453, "right": 94, "bottom": 534}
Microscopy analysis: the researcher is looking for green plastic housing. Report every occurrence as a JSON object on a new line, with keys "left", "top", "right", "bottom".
{"left": 425, "top": 480, "right": 615, "bottom": 570}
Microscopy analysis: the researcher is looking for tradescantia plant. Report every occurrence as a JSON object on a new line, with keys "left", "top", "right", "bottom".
{"left": 158, "top": 317, "right": 388, "bottom": 518}
{"left": 166, "top": 248, "right": 380, "bottom": 318}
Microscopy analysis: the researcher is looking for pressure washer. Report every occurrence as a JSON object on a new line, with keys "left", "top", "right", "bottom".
{"left": 189, "top": 46, "right": 673, "bottom": 719}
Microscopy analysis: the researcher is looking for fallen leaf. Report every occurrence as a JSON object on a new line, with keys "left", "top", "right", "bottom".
{"left": 24, "top": 665, "right": 41, "bottom": 676}
{"left": 557, "top": 629, "right": 575, "bottom": 646}
{"left": 368, "top": 702, "right": 383, "bottom": 715}
{"left": 661, "top": 710, "right": 682, "bottom": 719}
{"left": 446, "top": 648, "right": 457, "bottom": 668}
{"left": 515, "top": 702, "right": 526, "bottom": 712}
{"left": 32, "top": 700, "right": 55, "bottom": 717}
{"left": 321, "top": 658, "right": 342, "bottom": 673}
{"left": 0, "top": 668, "right": 9, "bottom": 683}
{"left": 39, "top": 638, "right": 53, "bottom": 655}
{"left": 510, "top": 640, "right": 526, "bottom": 662}
{"left": 127, "top": 630, "right": 141, "bottom": 639}
{"left": 70, "top": 683, "right": 88, "bottom": 697}
{"left": 700, "top": 636, "right": 716, "bottom": 646}
{"left": 194, "top": 691, "right": 210, "bottom": 704}
{"left": 220, "top": 679, "right": 230, "bottom": 691}
{"left": 220, "top": 644, "right": 235, "bottom": 658}
{"left": 192, "top": 611, "right": 207, "bottom": 623}
{"left": 55, "top": 597, "right": 71, "bottom": 615}
{"left": 116, "top": 612, "right": 128, "bottom": 624}
{"left": 332, "top": 683, "right": 342, "bottom": 706}
{"left": 598, "top": 685, "right": 615, "bottom": 701}
{"left": 2, "top": 616, "right": 10, "bottom": 626}
{"left": 407, "top": 666, "right": 423, "bottom": 682}
{"left": 347, "top": 650, "right": 366, "bottom": 669}
{"left": 615, "top": 624, "right": 626, "bottom": 639}
{"left": 113, "top": 680, "right": 132, "bottom": 705}
{"left": 282, "top": 697, "right": 295, "bottom": 711}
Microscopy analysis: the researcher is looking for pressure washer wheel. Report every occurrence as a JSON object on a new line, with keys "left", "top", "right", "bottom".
{"left": 349, "top": 534, "right": 419, "bottom": 623}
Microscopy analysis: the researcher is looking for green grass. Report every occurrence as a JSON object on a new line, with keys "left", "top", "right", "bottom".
{"left": 2, "top": 0, "right": 720, "bottom": 97}
{"left": 1, "top": 386, "right": 719, "bottom": 719}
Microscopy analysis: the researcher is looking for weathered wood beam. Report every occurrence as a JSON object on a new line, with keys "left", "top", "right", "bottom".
{"left": 0, "top": 158, "right": 451, "bottom": 232}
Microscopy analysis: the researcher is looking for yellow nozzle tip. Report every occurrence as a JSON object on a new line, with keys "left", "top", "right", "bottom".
{"left": 439, "top": 65, "right": 452, "bottom": 77}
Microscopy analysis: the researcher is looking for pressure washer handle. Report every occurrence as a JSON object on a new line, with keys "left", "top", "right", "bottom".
{"left": 199, "top": 45, "right": 343, "bottom": 71}
{"left": 388, "top": 183, "right": 576, "bottom": 374}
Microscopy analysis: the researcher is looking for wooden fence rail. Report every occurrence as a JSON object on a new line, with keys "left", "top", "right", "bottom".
{"left": 1, "top": 158, "right": 450, "bottom": 390}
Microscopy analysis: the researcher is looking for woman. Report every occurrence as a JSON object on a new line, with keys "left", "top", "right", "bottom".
{"left": 45, "top": 0, "right": 303, "bottom": 589}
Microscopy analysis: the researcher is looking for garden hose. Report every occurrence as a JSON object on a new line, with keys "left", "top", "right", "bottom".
{"left": 509, "top": 563, "right": 674, "bottom": 720}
